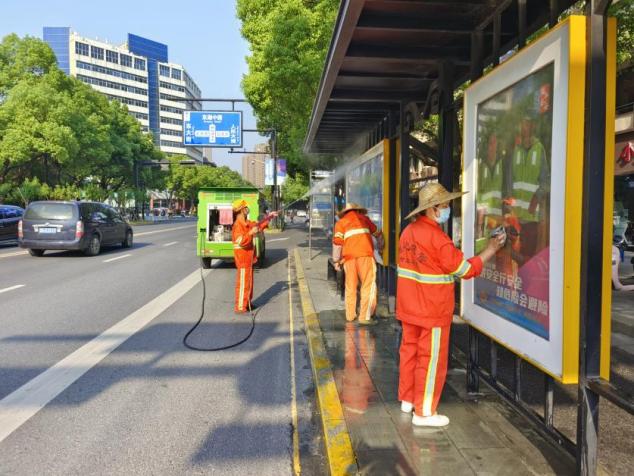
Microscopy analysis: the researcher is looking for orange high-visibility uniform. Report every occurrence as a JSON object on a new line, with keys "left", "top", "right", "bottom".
{"left": 396, "top": 215, "right": 483, "bottom": 416}
{"left": 333, "top": 210, "right": 382, "bottom": 321}
{"left": 232, "top": 215, "right": 268, "bottom": 313}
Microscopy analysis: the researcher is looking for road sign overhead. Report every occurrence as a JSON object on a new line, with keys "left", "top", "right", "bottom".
{"left": 183, "top": 111, "right": 243, "bottom": 148}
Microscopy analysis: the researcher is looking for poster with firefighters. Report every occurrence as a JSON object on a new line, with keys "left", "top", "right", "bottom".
{"left": 473, "top": 63, "right": 554, "bottom": 340}
{"left": 460, "top": 17, "right": 607, "bottom": 383}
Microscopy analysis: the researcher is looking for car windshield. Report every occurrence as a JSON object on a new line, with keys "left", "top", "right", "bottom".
{"left": 24, "top": 203, "right": 76, "bottom": 220}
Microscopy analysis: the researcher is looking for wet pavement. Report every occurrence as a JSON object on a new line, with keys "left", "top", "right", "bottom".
{"left": 296, "top": 244, "right": 576, "bottom": 475}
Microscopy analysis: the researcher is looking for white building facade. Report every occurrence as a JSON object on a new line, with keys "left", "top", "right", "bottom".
{"left": 43, "top": 27, "right": 206, "bottom": 163}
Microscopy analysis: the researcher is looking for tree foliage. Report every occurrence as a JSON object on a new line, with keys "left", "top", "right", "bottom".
{"left": 237, "top": 0, "right": 339, "bottom": 176}
{"left": 281, "top": 172, "right": 308, "bottom": 205}
{"left": 165, "top": 159, "right": 252, "bottom": 203}
{"left": 0, "top": 34, "right": 165, "bottom": 206}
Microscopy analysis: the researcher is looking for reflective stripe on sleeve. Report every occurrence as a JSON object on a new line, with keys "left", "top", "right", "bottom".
{"left": 450, "top": 260, "right": 471, "bottom": 278}
{"left": 514, "top": 182, "right": 539, "bottom": 193}
{"left": 397, "top": 266, "right": 453, "bottom": 284}
{"left": 481, "top": 191, "right": 502, "bottom": 201}
{"left": 513, "top": 199, "right": 532, "bottom": 210}
{"left": 344, "top": 228, "right": 370, "bottom": 239}
{"left": 334, "top": 232, "right": 344, "bottom": 239}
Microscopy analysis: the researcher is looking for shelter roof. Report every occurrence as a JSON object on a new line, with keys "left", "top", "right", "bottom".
{"left": 305, "top": 0, "right": 576, "bottom": 154}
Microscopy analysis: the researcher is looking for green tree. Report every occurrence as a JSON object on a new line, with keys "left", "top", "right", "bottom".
{"left": 165, "top": 160, "right": 252, "bottom": 205}
{"left": 0, "top": 34, "right": 57, "bottom": 95}
{"left": 237, "top": 0, "right": 339, "bottom": 175}
{"left": 281, "top": 172, "right": 308, "bottom": 205}
{"left": 0, "top": 34, "right": 167, "bottom": 206}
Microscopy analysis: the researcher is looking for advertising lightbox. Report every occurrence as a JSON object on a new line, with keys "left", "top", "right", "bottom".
{"left": 461, "top": 17, "right": 613, "bottom": 383}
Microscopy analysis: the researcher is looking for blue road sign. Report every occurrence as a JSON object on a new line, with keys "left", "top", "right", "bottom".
{"left": 183, "top": 111, "right": 242, "bottom": 148}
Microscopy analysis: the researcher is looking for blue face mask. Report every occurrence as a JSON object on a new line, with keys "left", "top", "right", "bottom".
{"left": 435, "top": 207, "right": 451, "bottom": 224}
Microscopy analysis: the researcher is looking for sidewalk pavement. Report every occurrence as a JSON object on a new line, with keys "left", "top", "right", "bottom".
{"left": 295, "top": 244, "right": 575, "bottom": 475}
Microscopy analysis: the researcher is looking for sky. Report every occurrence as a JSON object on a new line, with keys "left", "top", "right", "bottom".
{"left": 0, "top": 0, "right": 264, "bottom": 172}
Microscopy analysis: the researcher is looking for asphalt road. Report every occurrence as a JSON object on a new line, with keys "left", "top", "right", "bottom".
{"left": 0, "top": 221, "right": 325, "bottom": 475}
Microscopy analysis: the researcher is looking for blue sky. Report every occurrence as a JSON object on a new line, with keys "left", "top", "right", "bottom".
{"left": 0, "top": 0, "right": 264, "bottom": 171}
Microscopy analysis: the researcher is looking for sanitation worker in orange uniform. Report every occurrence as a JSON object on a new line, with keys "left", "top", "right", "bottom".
{"left": 397, "top": 183, "right": 505, "bottom": 427}
{"left": 231, "top": 199, "right": 277, "bottom": 314}
{"left": 332, "top": 203, "right": 384, "bottom": 324}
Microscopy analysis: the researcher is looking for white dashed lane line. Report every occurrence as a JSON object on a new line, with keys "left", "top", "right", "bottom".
{"left": 0, "top": 251, "right": 28, "bottom": 260}
{"left": 134, "top": 225, "right": 191, "bottom": 237}
{"left": 0, "top": 284, "right": 25, "bottom": 294}
{"left": 162, "top": 241, "right": 178, "bottom": 247}
{"left": 102, "top": 254, "right": 131, "bottom": 263}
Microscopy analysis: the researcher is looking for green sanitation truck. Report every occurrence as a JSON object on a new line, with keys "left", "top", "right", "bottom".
{"left": 196, "top": 187, "right": 266, "bottom": 269}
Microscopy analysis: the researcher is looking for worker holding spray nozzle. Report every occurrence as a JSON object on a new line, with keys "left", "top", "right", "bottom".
{"left": 231, "top": 199, "right": 277, "bottom": 314}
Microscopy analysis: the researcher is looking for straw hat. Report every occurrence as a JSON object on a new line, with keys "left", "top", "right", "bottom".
{"left": 337, "top": 202, "right": 367, "bottom": 218}
{"left": 405, "top": 183, "right": 466, "bottom": 220}
{"left": 232, "top": 199, "right": 248, "bottom": 212}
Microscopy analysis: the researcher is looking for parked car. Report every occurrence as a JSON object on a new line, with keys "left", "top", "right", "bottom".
{"left": 0, "top": 205, "right": 25, "bottom": 244}
{"left": 19, "top": 201, "right": 133, "bottom": 257}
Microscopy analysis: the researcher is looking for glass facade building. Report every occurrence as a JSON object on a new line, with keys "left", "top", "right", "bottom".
{"left": 43, "top": 27, "right": 205, "bottom": 163}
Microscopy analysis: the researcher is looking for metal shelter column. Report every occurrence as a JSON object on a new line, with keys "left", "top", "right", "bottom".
{"left": 577, "top": 1, "right": 611, "bottom": 474}
{"left": 399, "top": 101, "right": 410, "bottom": 230}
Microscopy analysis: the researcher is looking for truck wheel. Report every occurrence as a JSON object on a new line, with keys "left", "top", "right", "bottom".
{"left": 201, "top": 257, "right": 212, "bottom": 269}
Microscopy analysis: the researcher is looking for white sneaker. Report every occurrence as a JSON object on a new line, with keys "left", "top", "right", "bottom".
{"left": 400, "top": 401, "right": 414, "bottom": 413}
{"left": 412, "top": 414, "right": 450, "bottom": 427}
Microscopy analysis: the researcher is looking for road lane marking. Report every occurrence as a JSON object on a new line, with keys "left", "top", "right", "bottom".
{"left": 0, "top": 284, "right": 25, "bottom": 294}
{"left": 0, "top": 251, "right": 28, "bottom": 259}
{"left": 286, "top": 254, "right": 302, "bottom": 475}
{"left": 134, "top": 225, "right": 192, "bottom": 237}
{"left": 268, "top": 237, "right": 290, "bottom": 243}
{"left": 163, "top": 241, "right": 178, "bottom": 247}
{"left": 288, "top": 253, "right": 301, "bottom": 475}
{"left": 103, "top": 254, "right": 131, "bottom": 263}
{"left": 0, "top": 268, "right": 205, "bottom": 443}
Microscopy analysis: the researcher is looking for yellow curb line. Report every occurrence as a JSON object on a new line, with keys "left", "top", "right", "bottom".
{"left": 293, "top": 248, "right": 358, "bottom": 476}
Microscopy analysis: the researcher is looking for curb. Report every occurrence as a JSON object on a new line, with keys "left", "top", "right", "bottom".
{"left": 293, "top": 248, "right": 358, "bottom": 475}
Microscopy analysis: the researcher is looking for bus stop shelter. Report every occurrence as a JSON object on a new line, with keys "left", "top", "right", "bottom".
{"left": 304, "top": 1, "right": 632, "bottom": 474}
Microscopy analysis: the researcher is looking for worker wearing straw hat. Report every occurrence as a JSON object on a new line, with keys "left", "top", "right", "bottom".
{"left": 397, "top": 183, "right": 505, "bottom": 427}
{"left": 332, "top": 203, "right": 384, "bottom": 324}
{"left": 231, "top": 199, "right": 277, "bottom": 313}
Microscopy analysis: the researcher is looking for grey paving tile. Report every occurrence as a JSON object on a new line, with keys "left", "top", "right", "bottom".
{"left": 356, "top": 449, "right": 419, "bottom": 476}
{"left": 460, "top": 447, "right": 536, "bottom": 475}
{"left": 346, "top": 417, "right": 407, "bottom": 453}
{"left": 468, "top": 401, "right": 575, "bottom": 475}
{"left": 442, "top": 403, "right": 506, "bottom": 449}
{"left": 406, "top": 429, "right": 476, "bottom": 476}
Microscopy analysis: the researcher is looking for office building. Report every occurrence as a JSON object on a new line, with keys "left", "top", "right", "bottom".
{"left": 242, "top": 143, "right": 268, "bottom": 189}
{"left": 43, "top": 27, "right": 206, "bottom": 163}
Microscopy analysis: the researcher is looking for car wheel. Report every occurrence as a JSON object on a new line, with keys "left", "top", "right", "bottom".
{"left": 28, "top": 249, "right": 45, "bottom": 257}
{"left": 122, "top": 230, "right": 133, "bottom": 248}
{"left": 84, "top": 234, "right": 101, "bottom": 256}
{"left": 201, "top": 257, "right": 212, "bottom": 269}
